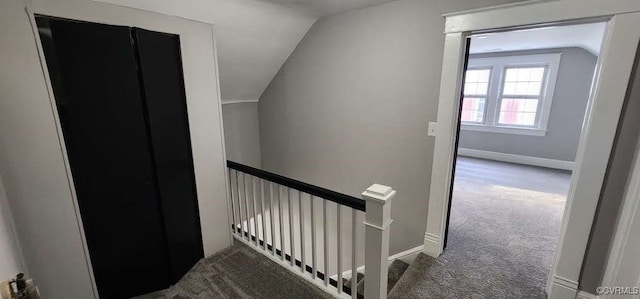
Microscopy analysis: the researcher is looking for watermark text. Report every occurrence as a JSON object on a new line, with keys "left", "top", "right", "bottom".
{"left": 596, "top": 286, "right": 640, "bottom": 296}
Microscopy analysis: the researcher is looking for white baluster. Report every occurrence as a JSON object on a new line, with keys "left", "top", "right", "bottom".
{"left": 362, "top": 184, "right": 395, "bottom": 299}
{"left": 269, "top": 182, "right": 276, "bottom": 256}
{"left": 235, "top": 170, "right": 242, "bottom": 236}
{"left": 229, "top": 169, "right": 237, "bottom": 234}
{"left": 252, "top": 177, "right": 259, "bottom": 245}
{"left": 278, "top": 185, "right": 285, "bottom": 261}
{"left": 260, "top": 179, "right": 267, "bottom": 250}
{"left": 299, "top": 191, "right": 306, "bottom": 273}
{"left": 288, "top": 188, "right": 295, "bottom": 267}
{"left": 311, "top": 195, "right": 317, "bottom": 279}
{"left": 243, "top": 173, "right": 250, "bottom": 241}
{"left": 323, "top": 199, "right": 329, "bottom": 287}
{"left": 351, "top": 209, "right": 358, "bottom": 299}
{"left": 337, "top": 205, "right": 342, "bottom": 294}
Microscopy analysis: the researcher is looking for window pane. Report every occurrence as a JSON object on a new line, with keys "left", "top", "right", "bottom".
{"left": 503, "top": 82, "right": 516, "bottom": 94}
{"left": 515, "top": 82, "right": 529, "bottom": 94}
{"left": 528, "top": 82, "right": 542, "bottom": 95}
{"left": 461, "top": 97, "right": 485, "bottom": 123}
{"left": 523, "top": 99, "right": 538, "bottom": 112}
{"left": 505, "top": 69, "right": 518, "bottom": 81}
{"left": 498, "top": 98, "right": 538, "bottom": 126}
{"left": 477, "top": 83, "right": 489, "bottom": 95}
{"left": 477, "top": 69, "right": 490, "bottom": 82}
{"left": 464, "top": 69, "right": 491, "bottom": 96}
{"left": 503, "top": 67, "right": 546, "bottom": 96}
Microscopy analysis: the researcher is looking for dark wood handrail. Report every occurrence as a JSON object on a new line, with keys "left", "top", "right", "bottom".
{"left": 227, "top": 160, "right": 366, "bottom": 212}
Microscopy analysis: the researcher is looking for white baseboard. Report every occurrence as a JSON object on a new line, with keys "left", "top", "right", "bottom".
{"left": 458, "top": 148, "right": 574, "bottom": 171}
{"left": 221, "top": 98, "right": 259, "bottom": 105}
{"left": 335, "top": 244, "right": 425, "bottom": 280}
{"left": 548, "top": 274, "right": 579, "bottom": 299}
{"left": 388, "top": 244, "right": 424, "bottom": 261}
{"left": 577, "top": 290, "right": 599, "bottom": 299}
{"left": 423, "top": 233, "right": 442, "bottom": 258}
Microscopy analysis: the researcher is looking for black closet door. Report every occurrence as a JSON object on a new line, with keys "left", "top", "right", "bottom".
{"left": 39, "top": 19, "right": 171, "bottom": 298}
{"left": 133, "top": 28, "right": 204, "bottom": 282}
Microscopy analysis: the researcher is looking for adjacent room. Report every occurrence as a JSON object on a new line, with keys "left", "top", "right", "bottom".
{"left": 444, "top": 23, "right": 605, "bottom": 297}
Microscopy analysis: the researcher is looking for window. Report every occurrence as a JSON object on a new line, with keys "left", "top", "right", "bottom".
{"left": 460, "top": 54, "right": 561, "bottom": 136}
{"left": 498, "top": 67, "right": 546, "bottom": 127}
{"left": 461, "top": 69, "right": 491, "bottom": 123}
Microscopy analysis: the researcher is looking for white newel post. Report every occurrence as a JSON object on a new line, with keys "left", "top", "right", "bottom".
{"left": 362, "top": 184, "right": 396, "bottom": 299}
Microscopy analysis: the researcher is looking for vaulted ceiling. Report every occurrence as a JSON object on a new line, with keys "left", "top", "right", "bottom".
{"left": 252, "top": 0, "right": 397, "bottom": 17}
{"left": 96, "top": 0, "right": 318, "bottom": 102}
{"left": 96, "top": 0, "right": 398, "bottom": 103}
{"left": 97, "top": 0, "right": 537, "bottom": 103}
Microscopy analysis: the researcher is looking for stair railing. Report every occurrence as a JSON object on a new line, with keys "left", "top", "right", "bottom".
{"left": 226, "top": 161, "right": 395, "bottom": 299}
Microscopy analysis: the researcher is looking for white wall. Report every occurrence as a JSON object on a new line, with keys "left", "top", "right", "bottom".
{"left": 0, "top": 176, "right": 23, "bottom": 280}
{"left": 223, "top": 103, "right": 262, "bottom": 168}
{"left": 95, "top": 0, "right": 318, "bottom": 102}
{"left": 258, "top": 0, "right": 528, "bottom": 255}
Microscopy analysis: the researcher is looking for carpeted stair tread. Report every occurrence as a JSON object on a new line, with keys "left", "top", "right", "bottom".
{"left": 134, "top": 241, "right": 332, "bottom": 299}
{"left": 353, "top": 259, "right": 411, "bottom": 296}
{"left": 387, "top": 253, "right": 439, "bottom": 299}
{"left": 387, "top": 259, "right": 411, "bottom": 291}
{"left": 343, "top": 272, "right": 364, "bottom": 289}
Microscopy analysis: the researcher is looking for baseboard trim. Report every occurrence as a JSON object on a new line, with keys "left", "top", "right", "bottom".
{"left": 335, "top": 244, "right": 424, "bottom": 280}
{"left": 548, "top": 274, "right": 579, "bottom": 299}
{"left": 423, "top": 233, "right": 442, "bottom": 258}
{"left": 388, "top": 245, "right": 424, "bottom": 261}
{"left": 552, "top": 274, "right": 579, "bottom": 290}
{"left": 458, "top": 148, "right": 574, "bottom": 171}
{"left": 577, "top": 290, "right": 599, "bottom": 299}
{"left": 221, "top": 98, "right": 259, "bottom": 105}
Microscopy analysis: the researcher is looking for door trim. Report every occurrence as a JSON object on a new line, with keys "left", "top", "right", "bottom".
{"left": 424, "top": 2, "right": 640, "bottom": 298}
{"left": 601, "top": 92, "right": 640, "bottom": 298}
{"left": 23, "top": 0, "right": 231, "bottom": 297}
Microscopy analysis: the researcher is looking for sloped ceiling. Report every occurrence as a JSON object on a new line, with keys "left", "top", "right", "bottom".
{"left": 252, "top": 0, "right": 397, "bottom": 17}
{"left": 96, "top": 0, "right": 319, "bottom": 102}
{"left": 95, "top": 0, "right": 536, "bottom": 103}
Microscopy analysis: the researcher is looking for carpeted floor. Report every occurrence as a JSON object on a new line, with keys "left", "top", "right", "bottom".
{"left": 134, "top": 240, "right": 332, "bottom": 299}
{"left": 388, "top": 157, "right": 571, "bottom": 299}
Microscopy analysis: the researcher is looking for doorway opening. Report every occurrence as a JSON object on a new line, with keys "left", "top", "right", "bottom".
{"left": 444, "top": 22, "right": 606, "bottom": 297}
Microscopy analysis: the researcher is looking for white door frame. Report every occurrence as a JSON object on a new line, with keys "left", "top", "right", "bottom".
{"left": 601, "top": 135, "right": 640, "bottom": 299}
{"left": 424, "top": 1, "right": 640, "bottom": 298}
{"left": 14, "top": 0, "right": 231, "bottom": 297}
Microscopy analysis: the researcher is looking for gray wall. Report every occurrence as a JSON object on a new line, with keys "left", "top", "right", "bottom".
{"left": 222, "top": 103, "right": 262, "bottom": 168}
{"left": 0, "top": 175, "right": 23, "bottom": 279}
{"left": 258, "top": 0, "right": 527, "bottom": 255}
{"left": 459, "top": 48, "right": 597, "bottom": 162}
{"left": 581, "top": 45, "right": 640, "bottom": 293}
{"left": 0, "top": 1, "right": 97, "bottom": 295}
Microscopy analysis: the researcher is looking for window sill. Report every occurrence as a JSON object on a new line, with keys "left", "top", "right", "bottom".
{"left": 461, "top": 124, "right": 547, "bottom": 136}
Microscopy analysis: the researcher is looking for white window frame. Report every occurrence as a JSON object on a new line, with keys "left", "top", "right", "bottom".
{"left": 460, "top": 67, "right": 493, "bottom": 124}
{"left": 461, "top": 53, "right": 562, "bottom": 136}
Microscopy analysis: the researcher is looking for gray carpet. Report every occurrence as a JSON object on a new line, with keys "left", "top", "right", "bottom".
{"left": 343, "top": 272, "right": 364, "bottom": 289}
{"left": 348, "top": 259, "right": 410, "bottom": 296}
{"left": 388, "top": 157, "right": 570, "bottom": 299}
{"left": 134, "top": 241, "right": 332, "bottom": 299}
